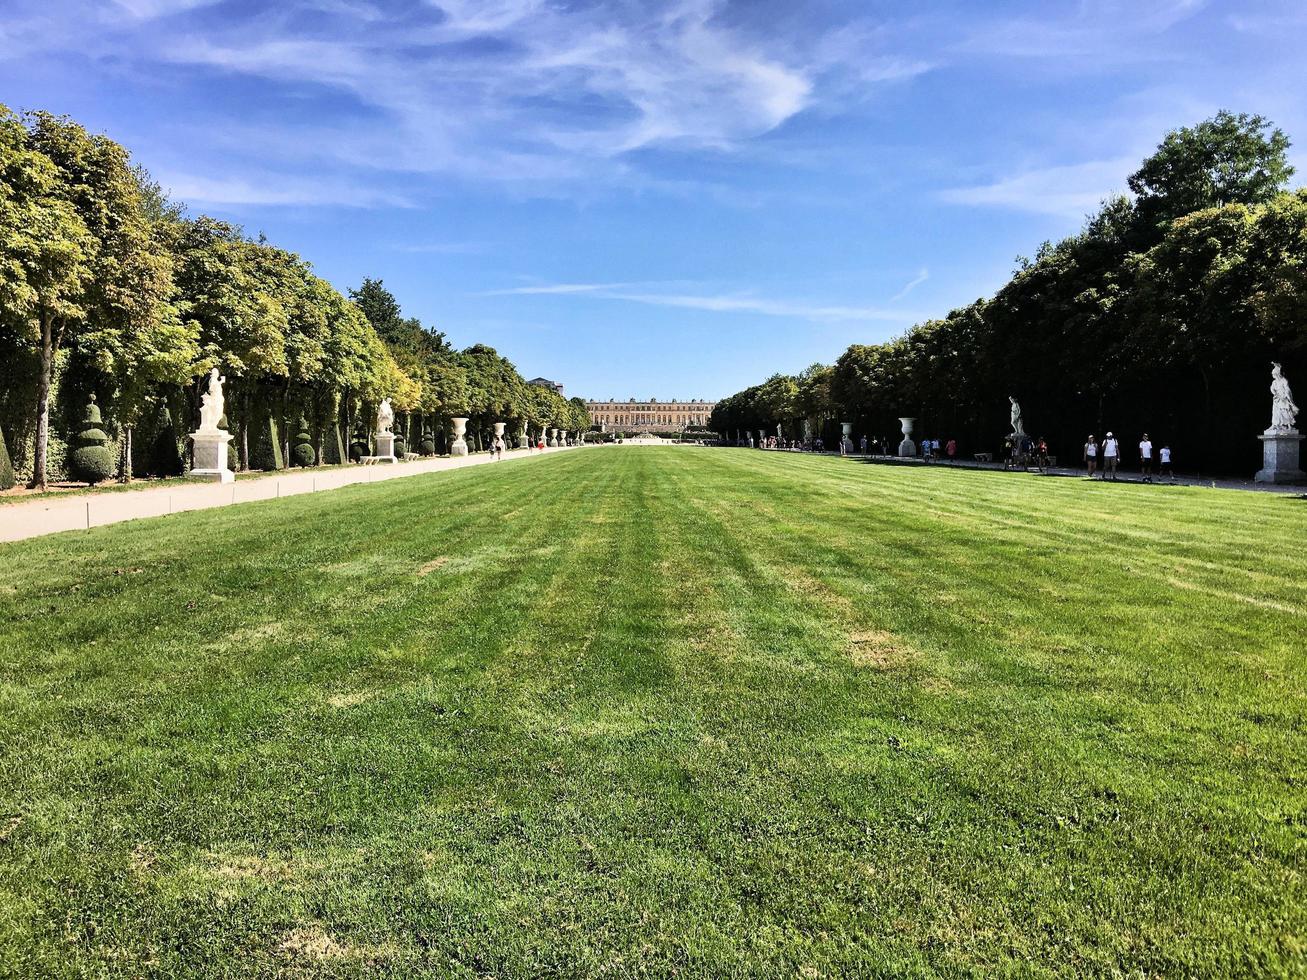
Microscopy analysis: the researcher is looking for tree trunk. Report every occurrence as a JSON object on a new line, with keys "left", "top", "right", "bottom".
{"left": 29, "top": 310, "right": 56, "bottom": 491}
{"left": 120, "top": 425, "right": 134, "bottom": 482}
{"left": 241, "top": 385, "right": 252, "bottom": 472}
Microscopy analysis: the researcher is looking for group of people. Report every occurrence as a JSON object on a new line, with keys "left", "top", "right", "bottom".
{"left": 1083, "top": 432, "right": 1172, "bottom": 482}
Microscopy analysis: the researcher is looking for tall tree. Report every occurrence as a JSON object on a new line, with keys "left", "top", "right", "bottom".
{"left": 1129, "top": 111, "right": 1294, "bottom": 228}
{"left": 0, "top": 108, "right": 94, "bottom": 489}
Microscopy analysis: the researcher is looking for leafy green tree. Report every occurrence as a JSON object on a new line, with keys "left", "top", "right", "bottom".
{"left": 0, "top": 108, "right": 94, "bottom": 489}
{"left": 1130, "top": 111, "right": 1294, "bottom": 228}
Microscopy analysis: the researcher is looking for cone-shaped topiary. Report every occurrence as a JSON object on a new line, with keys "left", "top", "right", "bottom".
{"left": 0, "top": 425, "right": 14, "bottom": 490}
{"left": 68, "top": 394, "right": 115, "bottom": 485}
{"left": 292, "top": 416, "right": 315, "bottom": 467}
{"left": 419, "top": 427, "right": 436, "bottom": 456}
{"left": 394, "top": 435, "right": 407, "bottom": 457}
{"left": 147, "top": 403, "right": 184, "bottom": 477}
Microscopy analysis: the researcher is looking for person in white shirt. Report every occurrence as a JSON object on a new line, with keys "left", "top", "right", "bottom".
{"left": 1139, "top": 432, "right": 1153, "bottom": 483}
{"left": 1084, "top": 434, "right": 1098, "bottom": 478}
{"left": 1102, "top": 431, "right": 1120, "bottom": 481}
{"left": 1160, "top": 444, "right": 1173, "bottom": 481}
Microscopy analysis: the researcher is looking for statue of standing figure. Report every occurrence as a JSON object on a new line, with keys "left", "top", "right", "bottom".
{"left": 198, "top": 368, "right": 226, "bottom": 432}
{"left": 1009, "top": 395, "right": 1026, "bottom": 437}
{"left": 1270, "top": 362, "right": 1300, "bottom": 432}
{"left": 376, "top": 397, "right": 394, "bottom": 436}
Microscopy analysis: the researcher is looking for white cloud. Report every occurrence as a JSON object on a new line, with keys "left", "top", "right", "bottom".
{"left": 938, "top": 157, "right": 1136, "bottom": 218}
{"left": 484, "top": 282, "right": 920, "bottom": 324}
{"left": 156, "top": 172, "right": 413, "bottom": 208}
{"left": 890, "top": 268, "right": 929, "bottom": 302}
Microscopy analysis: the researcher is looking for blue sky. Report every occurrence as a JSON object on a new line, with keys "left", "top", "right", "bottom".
{"left": 3, "top": 0, "right": 1305, "bottom": 400}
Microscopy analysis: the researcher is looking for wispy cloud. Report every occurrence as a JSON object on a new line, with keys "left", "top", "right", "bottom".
{"left": 484, "top": 282, "right": 920, "bottom": 323}
{"left": 890, "top": 267, "right": 929, "bottom": 302}
{"left": 156, "top": 171, "right": 414, "bottom": 208}
{"left": 938, "top": 157, "right": 1135, "bottom": 219}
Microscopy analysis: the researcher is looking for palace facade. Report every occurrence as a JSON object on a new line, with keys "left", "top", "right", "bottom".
{"left": 586, "top": 398, "right": 717, "bottom": 433}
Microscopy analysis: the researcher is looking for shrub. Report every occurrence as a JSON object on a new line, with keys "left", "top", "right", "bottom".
{"left": 393, "top": 436, "right": 407, "bottom": 457}
{"left": 349, "top": 426, "right": 369, "bottom": 461}
{"left": 68, "top": 395, "right": 114, "bottom": 485}
{"left": 0, "top": 425, "right": 14, "bottom": 490}
{"left": 291, "top": 417, "right": 315, "bottom": 467}
{"left": 419, "top": 428, "right": 436, "bottom": 456}
{"left": 147, "top": 403, "right": 184, "bottom": 477}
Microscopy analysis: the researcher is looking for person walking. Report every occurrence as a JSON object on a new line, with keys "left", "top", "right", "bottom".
{"left": 492, "top": 433, "right": 505, "bottom": 461}
{"left": 1102, "top": 431, "right": 1120, "bottom": 480}
{"left": 860, "top": 434, "right": 868, "bottom": 455}
{"left": 1084, "top": 434, "right": 1098, "bottom": 478}
{"left": 1138, "top": 432, "right": 1153, "bottom": 483}
{"left": 1159, "top": 443, "right": 1173, "bottom": 481}
{"left": 946, "top": 438, "right": 957, "bottom": 462}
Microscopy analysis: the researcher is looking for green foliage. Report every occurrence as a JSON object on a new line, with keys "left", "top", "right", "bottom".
{"left": 146, "top": 402, "right": 183, "bottom": 477}
{"left": 419, "top": 428, "right": 436, "bottom": 456}
{"left": 393, "top": 435, "right": 407, "bottom": 457}
{"left": 717, "top": 112, "right": 1307, "bottom": 473}
{"left": 1130, "top": 110, "right": 1294, "bottom": 227}
{"left": 67, "top": 394, "right": 113, "bottom": 484}
{"left": 0, "top": 425, "right": 13, "bottom": 490}
{"left": 251, "top": 415, "right": 283, "bottom": 472}
{"left": 291, "top": 417, "right": 315, "bottom": 467}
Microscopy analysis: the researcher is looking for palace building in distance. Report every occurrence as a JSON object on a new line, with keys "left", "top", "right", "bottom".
{"left": 586, "top": 397, "right": 718, "bottom": 433}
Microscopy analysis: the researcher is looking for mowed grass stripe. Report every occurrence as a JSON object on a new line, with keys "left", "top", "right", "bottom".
{"left": 0, "top": 447, "right": 1303, "bottom": 977}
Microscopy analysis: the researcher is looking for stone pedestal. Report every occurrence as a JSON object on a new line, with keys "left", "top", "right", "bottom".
{"left": 374, "top": 433, "right": 397, "bottom": 463}
{"left": 518, "top": 427, "right": 528, "bottom": 449}
{"left": 897, "top": 417, "right": 917, "bottom": 457}
{"left": 450, "top": 417, "right": 469, "bottom": 457}
{"left": 189, "top": 430, "right": 234, "bottom": 483}
{"left": 548, "top": 429, "right": 558, "bottom": 448}
{"left": 1256, "top": 429, "right": 1305, "bottom": 484}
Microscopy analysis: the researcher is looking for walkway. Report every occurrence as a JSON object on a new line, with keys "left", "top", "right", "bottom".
{"left": 0, "top": 446, "right": 583, "bottom": 544}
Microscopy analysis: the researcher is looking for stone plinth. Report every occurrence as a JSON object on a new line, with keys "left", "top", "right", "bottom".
{"left": 374, "top": 433, "right": 397, "bottom": 463}
{"left": 450, "top": 418, "right": 469, "bottom": 457}
{"left": 189, "top": 430, "right": 234, "bottom": 483}
{"left": 1256, "top": 429, "right": 1305, "bottom": 484}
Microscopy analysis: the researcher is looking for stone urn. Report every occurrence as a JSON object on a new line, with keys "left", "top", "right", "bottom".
{"left": 897, "top": 417, "right": 917, "bottom": 457}
{"left": 493, "top": 421, "right": 506, "bottom": 439}
{"left": 841, "top": 421, "right": 854, "bottom": 454}
{"left": 548, "top": 428, "right": 558, "bottom": 448}
{"left": 450, "top": 417, "right": 469, "bottom": 457}
{"left": 518, "top": 424, "right": 528, "bottom": 449}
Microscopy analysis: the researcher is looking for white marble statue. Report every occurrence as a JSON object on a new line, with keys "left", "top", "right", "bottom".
{"left": 1270, "top": 362, "right": 1300, "bottom": 432}
{"left": 376, "top": 398, "right": 394, "bottom": 436}
{"left": 1009, "top": 396, "right": 1026, "bottom": 437}
{"left": 198, "top": 368, "right": 226, "bottom": 432}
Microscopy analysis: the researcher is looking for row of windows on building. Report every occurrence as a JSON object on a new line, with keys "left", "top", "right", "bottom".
{"left": 592, "top": 413, "right": 709, "bottom": 427}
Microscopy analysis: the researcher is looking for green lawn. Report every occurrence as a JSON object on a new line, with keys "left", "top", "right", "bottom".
{"left": 1, "top": 448, "right": 1304, "bottom": 978}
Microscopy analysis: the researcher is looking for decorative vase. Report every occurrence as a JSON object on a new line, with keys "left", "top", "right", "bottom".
{"left": 450, "top": 417, "right": 469, "bottom": 457}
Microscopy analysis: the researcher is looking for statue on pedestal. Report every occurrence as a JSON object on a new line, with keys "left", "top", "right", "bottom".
{"left": 1270, "top": 362, "right": 1299, "bottom": 432}
{"left": 190, "top": 368, "right": 233, "bottom": 483}
{"left": 1257, "top": 362, "right": 1306, "bottom": 485}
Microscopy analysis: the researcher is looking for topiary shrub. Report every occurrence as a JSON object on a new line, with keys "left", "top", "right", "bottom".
{"left": 147, "top": 403, "right": 184, "bottom": 477}
{"left": 0, "top": 425, "right": 14, "bottom": 490}
{"left": 393, "top": 435, "right": 407, "bottom": 457}
{"left": 349, "top": 426, "right": 369, "bottom": 461}
{"left": 419, "top": 428, "right": 436, "bottom": 456}
{"left": 68, "top": 394, "right": 115, "bottom": 485}
{"left": 291, "top": 417, "right": 315, "bottom": 467}
{"left": 251, "top": 416, "right": 283, "bottom": 471}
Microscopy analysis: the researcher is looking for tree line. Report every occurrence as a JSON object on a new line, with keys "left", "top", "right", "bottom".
{"left": 0, "top": 106, "right": 589, "bottom": 490}
{"left": 710, "top": 112, "right": 1307, "bottom": 474}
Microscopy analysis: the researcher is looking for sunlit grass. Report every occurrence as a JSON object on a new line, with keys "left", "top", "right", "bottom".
{"left": 1, "top": 448, "right": 1303, "bottom": 977}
